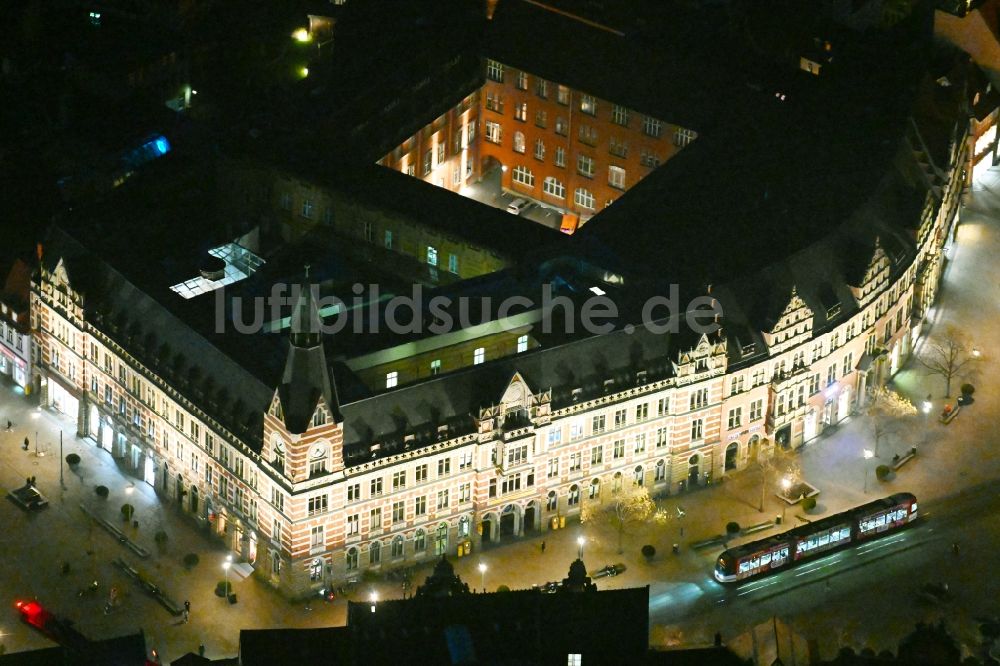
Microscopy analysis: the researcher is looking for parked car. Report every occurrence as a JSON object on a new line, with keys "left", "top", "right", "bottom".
{"left": 506, "top": 198, "right": 529, "bottom": 215}
{"left": 8, "top": 483, "right": 49, "bottom": 510}
{"left": 590, "top": 564, "right": 626, "bottom": 579}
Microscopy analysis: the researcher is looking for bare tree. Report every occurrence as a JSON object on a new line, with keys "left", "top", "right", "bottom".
{"left": 581, "top": 481, "right": 667, "bottom": 554}
{"left": 754, "top": 444, "right": 800, "bottom": 512}
{"left": 867, "top": 387, "right": 917, "bottom": 456}
{"left": 919, "top": 327, "right": 976, "bottom": 397}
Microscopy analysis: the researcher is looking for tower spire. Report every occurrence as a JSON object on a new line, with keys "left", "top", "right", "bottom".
{"left": 290, "top": 265, "right": 320, "bottom": 348}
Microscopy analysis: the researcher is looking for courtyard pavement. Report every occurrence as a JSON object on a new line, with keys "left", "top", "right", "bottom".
{"left": 1, "top": 168, "right": 998, "bottom": 663}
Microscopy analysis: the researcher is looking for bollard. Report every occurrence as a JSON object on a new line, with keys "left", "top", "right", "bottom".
{"left": 776, "top": 514, "right": 782, "bottom": 525}
{"left": 911, "top": 446, "right": 917, "bottom": 455}
{"left": 672, "top": 544, "right": 680, "bottom": 554}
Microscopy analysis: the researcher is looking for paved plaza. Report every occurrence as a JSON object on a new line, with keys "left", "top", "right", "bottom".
{"left": 2, "top": 169, "right": 1000, "bottom": 662}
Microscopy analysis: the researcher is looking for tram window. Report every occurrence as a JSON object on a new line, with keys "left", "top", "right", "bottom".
{"left": 761, "top": 552, "right": 771, "bottom": 566}
{"left": 840, "top": 528, "right": 850, "bottom": 540}
{"left": 819, "top": 533, "right": 830, "bottom": 547}
{"left": 911, "top": 502, "right": 917, "bottom": 513}
{"left": 750, "top": 556, "right": 760, "bottom": 569}
{"left": 739, "top": 561, "right": 750, "bottom": 573}
{"left": 876, "top": 515, "right": 886, "bottom": 527}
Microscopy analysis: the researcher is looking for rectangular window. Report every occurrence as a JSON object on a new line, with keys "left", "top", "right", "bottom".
{"left": 750, "top": 399, "right": 763, "bottom": 421}
{"left": 308, "top": 495, "right": 328, "bottom": 515}
{"left": 656, "top": 427, "right": 668, "bottom": 448}
{"left": 512, "top": 165, "right": 534, "bottom": 186}
{"left": 414, "top": 496, "right": 426, "bottom": 516}
{"left": 570, "top": 452, "right": 582, "bottom": 471}
{"left": 430, "top": 359, "right": 441, "bottom": 375}
{"left": 438, "top": 458, "right": 451, "bottom": 476}
{"left": 436, "top": 489, "right": 449, "bottom": 510}
{"left": 415, "top": 464, "right": 428, "bottom": 483}
{"left": 577, "top": 124, "right": 597, "bottom": 145}
{"left": 827, "top": 364, "right": 837, "bottom": 386}
{"left": 658, "top": 397, "right": 669, "bottom": 416}
{"left": 515, "top": 102, "right": 527, "bottom": 122}
{"left": 426, "top": 246, "right": 438, "bottom": 267}
{"left": 516, "top": 70, "right": 528, "bottom": 89}
{"left": 577, "top": 155, "right": 594, "bottom": 177}
{"left": 535, "top": 78, "right": 547, "bottom": 98}
{"left": 691, "top": 418, "right": 704, "bottom": 440}
{"left": 459, "top": 450, "right": 474, "bottom": 469}
{"left": 448, "top": 254, "right": 459, "bottom": 275}
{"left": 574, "top": 188, "right": 594, "bottom": 210}
{"left": 612, "top": 105, "right": 629, "bottom": 126}
{"left": 614, "top": 409, "right": 627, "bottom": 428}
{"left": 580, "top": 94, "right": 597, "bottom": 115}
{"left": 474, "top": 347, "right": 485, "bottom": 365}
{"left": 385, "top": 371, "right": 398, "bottom": 389}
{"left": 613, "top": 439, "right": 625, "bottom": 459}
{"left": 640, "top": 150, "right": 660, "bottom": 168}
{"left": 347, "top": 483, "right": 360, "bottom": 502}
{"left": 635, "top": 403, "right": 649, "bottom": 421}
{"left": 592, "top": 415, "right": 606, "bottom": 434}
{"left": 310, "top": 525, "right": 324, "bottom": 549}
{"left": 642, "top": 116, "right": 663, "bottom": 137}
{"left": 842, "top": 353, "right": 853, "bottom": 377}
{"left": 534, "top": 138, "right": 545, "bottom": 160}
{"left": 392, "top": 501, "right": 404, "bottom": 523}
{"left": 301, "top": 199, "right": 314, "bottom": 219}
{"left": 548, "top": 428, "right": 562, "bottom": 445}
{"left": 591, "top": 445, "right": 603, "bottom": 465}
{"left": 609, "top": 137, "right": 628, "bottom": 158}
{"left": 485, "top": 120, "right": 502, "bottom": 143}
{"left": 392, "top": 471, "right": 406, "bottom": 490}
{"left": 557, "top": 85, "right": 570, "bottom": 105}
{"left": 459, "top": 482, "right": 471, "bottom": 503}
{"left": 517, "top": 335, "right": 528, "bottom": 353}
{"left": 674, "top": 127, "right": 696, "bottom": 147}
{"left": 370, "top": 507, "right": 382, "bottom": 530}
{"left": 609, "top": 166, "right": 626, "bottom": 189}
{"left": 570, "top": 421, "right": 584, "bottom": 440}
{"left": 634, "top": 433, "right": 646, "bottom": 453}
{"left": 347, "top": 514, "right": 359, "bottom": 535}
{"left": 728, "top": 407, "right": 742, "bottom": 429}
{"left": 370, "top": 477, "right": 383, "bottom": 496}
{"left": 384, "top": 230, "right": 393, "bottom": 250}
{"left": 422, "top": 149, "right": 433, "bottom": 175}
{"left": 547, "top": 457, "right": 559, "bottom": 478}
{"left": 535, "top": 110, "right": 547, "bottom": 129}
{"left": 486, "top": 59, "right": 503, "bottom": 82}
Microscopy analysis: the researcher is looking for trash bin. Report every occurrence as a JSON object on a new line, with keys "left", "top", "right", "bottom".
{"left": 776, "top": 514, "right": 782, "bottom": 525}
{"left": 559, "top": 516, "right": 566, "bottom": 528}
{"left": 228, "top": 593, "right": 238, "bottom": 605}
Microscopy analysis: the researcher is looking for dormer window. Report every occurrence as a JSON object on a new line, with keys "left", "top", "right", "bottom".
{"left": 312, "top": 409, "right": 326, "bottom": 427}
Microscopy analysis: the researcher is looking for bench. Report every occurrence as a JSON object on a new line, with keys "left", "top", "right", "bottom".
{"left": 691, "top": 535, "right": 727, "bottom": 551}
{"left": 939, "top": 404, "right": 961, "bottom": 424}
{"left": 742, "top": 521, "right": 775, "bottom": 536}
{"left": 892, "top": 452, "right": 916, "bottom": 470}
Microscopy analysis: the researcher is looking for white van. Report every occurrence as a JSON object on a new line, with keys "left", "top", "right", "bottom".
{"left": 506, "top": 198, "right": 529, "bottom": 215}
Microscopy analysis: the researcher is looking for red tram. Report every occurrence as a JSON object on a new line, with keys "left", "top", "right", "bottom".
{"left": 713, "top": 492, "right": 918, "bottom": 583}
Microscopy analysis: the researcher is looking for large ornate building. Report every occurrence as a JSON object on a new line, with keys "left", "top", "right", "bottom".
{"left": 30, "top": 1, "right": 974, "bottom": 598}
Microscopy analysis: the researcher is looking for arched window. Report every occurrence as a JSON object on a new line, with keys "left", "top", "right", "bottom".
{"left": 369, "top": 541, "right": 381, "bottom": 565}
{"left": 272, "top": 437, "right": 286, "bottom": 473}
{"left": 434, "top": 522, "right": 449, "bottom": 556}
{"left": 613, "top": 471, "right": 623, "bottom": 493}
{"left": 655, "top": 459, "right": 666, "bottom": 481}
{"left": 458, "top": 516, "right": 470, "bottom": 538}
{"left": 414, "top": 529, "right": 426, "bottom": 552}
{"left": 588, "top": 478, "right": 601, "bottom": 500}
{"left": 568, "top": 484, "right": 580, "bottom": 506}
{"left": 271, "top": 551, "right": 281, "bottom": 576}
{"left": 688, "top": 454, "right": 699, "bottom": 466}
{"left": 513, "top": 131, "right": 526, "bottom": 154}
{"left": 346, "top": 547, "right": 358, "bottom": 571}
{"left": 391, "top": 535, "right": 404, "bottom": 559}
{"left": 634, "top": 465, "right": 644, "bottom": 486}
{"left": 546, "top": 490, "right": 558, "bottom": 512}
{"left": 309, "top": 557, "right": 323, "bottom": 581}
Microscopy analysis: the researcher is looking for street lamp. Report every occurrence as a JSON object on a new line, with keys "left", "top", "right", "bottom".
{"left": 577, "top": 536, "right": 585, "bottom": 560}
{"left": 780, "top": 477, "right": 792, "bottom": 523}
{"left": 478, "top": 562, "right": 487, "bottom": 593}
{"left": 223, "top": 554, "right": 233, "bottom": 597}
{"left": 370, "top": 591, "right": 378, "bottom": 613}
{"left": 863, "top": 449, "right": 874, "bottom": 494}
{"left": 922, "top": 395, "right": 932, "bottom": 414}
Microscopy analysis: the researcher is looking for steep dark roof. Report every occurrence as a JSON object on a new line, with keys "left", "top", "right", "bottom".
{"left": 238, "top": 627, "right": 351, "bottom": 666}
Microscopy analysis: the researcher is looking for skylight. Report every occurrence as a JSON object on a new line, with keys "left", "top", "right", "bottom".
{"left": 169, "top": 243, "right": 265, "bottom": 299}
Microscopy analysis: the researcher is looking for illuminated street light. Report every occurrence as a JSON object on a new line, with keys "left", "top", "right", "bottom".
{"left": 922, "top": 394, "right": 932, "bottom": 414}
{"left": 478, "top": 562, "right": 487, "bottom": 593}
{"left": 299, "top": 67, "right": 310, "bottom": 79}
{"left": 972, "top": 347, "right": 981, "bottom": 358}
{"left": 292, "top": 28, "right": 312, "bottom": 43}
{"left": 370, "top": 591, "right": 378, "bottom": 613}
{"left": 863, "top": 449, "right": 874, "bottom": 494}
{"left": 577, "top": 536, "right": 585, "bottom": 560}
{"left": 223, "top": 554, "right": 233, "bottom": 598}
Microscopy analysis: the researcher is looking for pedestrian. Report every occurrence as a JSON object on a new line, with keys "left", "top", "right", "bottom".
{"left": 22, "top": 436, "right": 29, "bottom": 451}
{"left": 30, "top": 476, "right": 35, "bottom": 485}
{"left": 6, "top": 419, "right": 12, "bottom": 431}
{"left": 540, "top": 540, "right": 546, "bottom": 553}
{"left": 183, "top": 599, "right": 190, "bottom": 623}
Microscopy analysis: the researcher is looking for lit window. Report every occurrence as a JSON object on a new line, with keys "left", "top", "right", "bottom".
{"left": 642, "top": 116, "right": 663, "bottom": 137}
{"left": 430, "top": 359, "right": 441, "bottom": 375}
{"left": 386, "top": 371, "right": 398, "bottom": 389}
{"left": 513, "top": 131, "right": 526, "bottom": 153}
{"left": 517, "top": 335, "right": 528, "bottom": 353}
{"left": 512, "top": 165, "right": 534, "bottom": 186}
{"left": 577, "top": 155, "right": 594, "bottom": 177}
{"left": 427, "top": 246, "right": 438, "bottom": 266}
{"left": 474, "top": 347, "right": 485, "bottom": 365}
{"left": 609, "top": 166, "right": 626, "bottom": 189}
{"left": 574, "top": 188, "right": 595, "bottom": 210}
